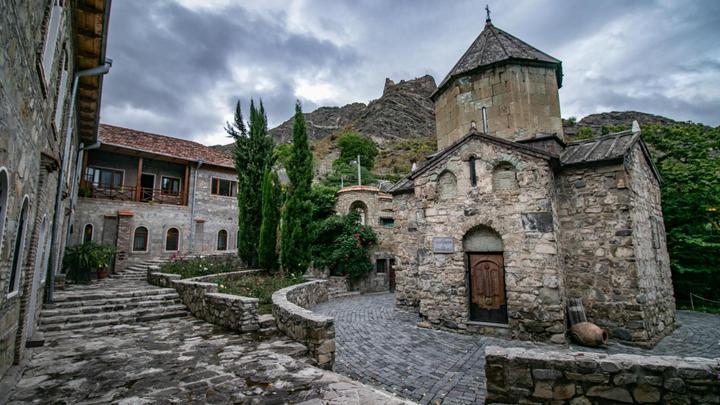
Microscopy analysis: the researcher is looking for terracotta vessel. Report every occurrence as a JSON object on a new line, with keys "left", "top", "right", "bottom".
{"left": 569, "top": 322, "right": 608, "bottom": 347}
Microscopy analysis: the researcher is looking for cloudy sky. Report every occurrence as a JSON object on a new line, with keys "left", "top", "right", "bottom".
{"left": 100, "top": 0, "right": 720, "bottom": 145}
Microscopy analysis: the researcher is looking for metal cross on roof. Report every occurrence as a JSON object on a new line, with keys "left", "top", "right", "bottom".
{"left": 485, "top": 4, "right": 491, "bottom": 23}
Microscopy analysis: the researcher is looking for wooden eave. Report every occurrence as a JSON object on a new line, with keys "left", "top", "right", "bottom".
{"left": 73, "top": 0, "right": 111, "bottom": 144}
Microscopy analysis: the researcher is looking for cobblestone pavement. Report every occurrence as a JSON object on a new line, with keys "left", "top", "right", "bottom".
{"left": 4, "top": 278, "right": 413, "bottom": 404}
{"left": 314, "top": 292, "right": 720, "bottom": 405}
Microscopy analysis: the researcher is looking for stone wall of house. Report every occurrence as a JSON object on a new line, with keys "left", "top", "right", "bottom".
{"left": 435, "top": 64, "right": 563, "bottom": 150}
{"left": 626, "top": 144, "right": 676, "bottom": 344}
{"left": 485, "top": 346, "right": 719, "bottom": 404}
{"left": 272, "top": 280, "right": 335, "bottom": 369}
{"left": 392, "top": 138, "right": 567, "bottom": 342}
{"left": 73, "top": 165, "right": 238, "bottom": 265}
{"left": 0, "top": 0, "right": 79, "bottom": 376}
{"left": 556, "top": 153, "right": 674, "bottom": 346}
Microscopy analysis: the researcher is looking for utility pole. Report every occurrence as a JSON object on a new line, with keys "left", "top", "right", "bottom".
{"left": 357, "top": 154, "right": 361, "bottom": 186}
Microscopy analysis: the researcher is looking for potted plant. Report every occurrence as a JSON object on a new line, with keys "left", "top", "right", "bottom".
{"left": 62, "top": 242, "right": 117, "bottom": 284}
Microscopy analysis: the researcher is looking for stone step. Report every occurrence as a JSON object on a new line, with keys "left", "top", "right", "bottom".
{"left": 40, "top": 304, "right": 188, "bottom": 325}
{"left": 40, "top": 309, "right": 190, "bottom": 332}
{"left": 258, "top": 314, "right": 276, "bottom": 329}
{"left": 258, "top": 326, "right": 279, "bottom": 336}
{"left": 41, "top": 298, "right": 183, "bottom": 316}
{"left": 52, "top": 288, "right": 176, "bottom": 302}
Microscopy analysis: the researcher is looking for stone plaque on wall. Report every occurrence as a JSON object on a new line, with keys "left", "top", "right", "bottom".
{"left": 432, "top": 237, "right": 454, "bottom": 253}
{"left": 521, "top": 212, "right": 554, "bottom": 233}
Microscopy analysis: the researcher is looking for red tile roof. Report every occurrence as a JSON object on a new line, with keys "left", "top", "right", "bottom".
{"left": 98, "top": 124, "right": 234, "bottom": 169}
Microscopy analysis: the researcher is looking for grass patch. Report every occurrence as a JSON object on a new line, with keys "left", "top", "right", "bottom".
{"left": 218, "top": 272, "right": 305, "bottom": 314}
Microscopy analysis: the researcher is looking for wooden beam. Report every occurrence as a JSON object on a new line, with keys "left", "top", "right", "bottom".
{"left": 76, "top": 2, "right": 104, "bottom": 15}
{"left": 77, "top": 28, "right": 102, "bottom": 39}
{"left": 135, "top": 157, "right": 143, "bottom": 202}
{"left": 183, "top": 165, "right": 190, "bottom": 206}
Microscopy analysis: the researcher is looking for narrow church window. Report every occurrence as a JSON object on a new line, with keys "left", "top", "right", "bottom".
{"left": 83, "top": 224, "right": 93, "bottom": 243}
{"left": 133, "top": 226, "right": 149, "bottom": 252}
{"left": 481, "top": 107, "right": 489, "bottom": 133}
{"left": 42, "top": 0, "right": 63, "bottom": 81}
{"left": 492, "top": 163, "right": 518, "bottom": 192}
{"left": 349, "top": 201, "right": 368, "bottom": 225}
{"left": 166, "top": 228, "right": 180, "bottom": 251}
{"left": 217, "top": 230, "right": 228, "bottom": 251}
{"left": 469, "top": 156, "right": 477, "bottom": 187}
{"left": 8, "top": 197, "right": 30, "bottom": 297}
{"left": 0, "top": 168, "right": 8, "bottom": 257}
{"left": 437, "top": 171, "right": 457, "bottom": 200}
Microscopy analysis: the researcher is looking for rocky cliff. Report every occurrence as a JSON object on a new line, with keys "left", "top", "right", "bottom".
{"left": 563, "top": 111, "right": 682, "bottom": 140}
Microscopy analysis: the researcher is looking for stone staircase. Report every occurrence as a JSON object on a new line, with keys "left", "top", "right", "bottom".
{"left": 40, "top": 260, "right": 190, "bottom": 335}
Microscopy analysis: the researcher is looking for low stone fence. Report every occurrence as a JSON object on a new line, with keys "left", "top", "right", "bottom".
{"left": 485, "top": 346, "right": 720, "bottom": 404}
{"left": 272, "top": 280, "right": 335, "bottom": 370}
{"left": 147, "top": 269, "right": 261, "bottom": 333}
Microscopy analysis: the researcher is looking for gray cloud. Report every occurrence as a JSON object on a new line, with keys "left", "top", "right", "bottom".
{"left": 100, "top": 0, "right": 720, "bottom": 145}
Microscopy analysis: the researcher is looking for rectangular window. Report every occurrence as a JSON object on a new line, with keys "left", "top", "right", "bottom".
{"left": 42, "top": 3, "right": 63, "bottom": 80}
{"left": 376, "top": 259, "right": 387, "bottom": 273}
{"left": 86, "top": 167, "right": 123, "bottom": 189}
{"left": 161, "top": 176, "right": 181, "bottom": 195}
{"left": 54, "top": 52, "right": 68, "bottom": 129}
{"left": 211, "top": 178, "right": 237, "bottom": 197}
{"left": 379, "top": 217, "right": 395, "bottom": 227}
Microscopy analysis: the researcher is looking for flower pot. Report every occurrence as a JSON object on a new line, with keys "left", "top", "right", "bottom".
{"left": 569, "top": 322, "right": 608, "bottom": 347}
{"left": 97, "top": 270, "right": 110, "bottom": 280}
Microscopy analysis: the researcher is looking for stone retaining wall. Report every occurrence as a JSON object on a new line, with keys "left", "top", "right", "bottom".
{"left": 272, "top": 280, "right": 335, "bottom": 370}
{"left": 485, "top": 346, "right": 719, "bottom": 404}
{"left": 147, "top": 270, "right": 259, "bottom": 333}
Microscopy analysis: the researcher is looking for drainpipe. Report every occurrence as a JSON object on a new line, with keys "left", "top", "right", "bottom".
{"left": 188, "top": 160, "right": 203, "bottom": 255}
{"left": 46, "top": 60, "right": 112, "bottom": 304}
{"left": 63, "top": 140, "right": 102, "bottom": 246}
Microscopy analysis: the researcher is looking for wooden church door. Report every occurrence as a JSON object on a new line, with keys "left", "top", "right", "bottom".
{"left": 468, "top": 253, "right": 508, "bottom": 324}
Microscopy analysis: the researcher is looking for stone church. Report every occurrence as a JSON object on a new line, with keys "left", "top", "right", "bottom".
{"left": 335, "top": 16, "right": 676, "bottom": 347}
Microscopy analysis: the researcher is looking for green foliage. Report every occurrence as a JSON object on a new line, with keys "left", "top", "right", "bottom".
{"left": 274, "top": 143, "right": 293, "bottom": 168}
{"left": 575, "top": 127, "right": 593, "bottom": 140}
{"left": 62, "top": 242, "right": 116, "bottom": 284}
{"left": 281, "top": 101, "right": 314, "bottom": 273}
{"left": 226, "top": 100, "right": 275, "bottom": 267}
{"left": 309, "top": 185, "right": 338, "bottom": 221}
{"left": 311, "top": 212, "right": 378, "bottom": 281}
{"left": 218, "top": 272, "right": 304, "bottom": 314}
{"left": 258, "top": 168, "right": 281, "bottom": 271}
{"left": 566, "top": 116, "right": 577, "bottom": 126}
{"left": 322, "top": 161, "right": 378, "bottom": 188}
{"left": 160, "top": 255, "right": 240, "bottom": 279}
{"left": 336, "top": 132, "right": 378, "bottom": 170}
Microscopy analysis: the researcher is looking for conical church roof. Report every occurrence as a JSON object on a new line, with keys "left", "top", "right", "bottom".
{"left": 433, "top": 20, "right": 563, "bottom": 99}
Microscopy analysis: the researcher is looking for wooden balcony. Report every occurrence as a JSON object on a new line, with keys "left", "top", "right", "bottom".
{"left": 79, "top": 181, "right": 187, "bottom": 205}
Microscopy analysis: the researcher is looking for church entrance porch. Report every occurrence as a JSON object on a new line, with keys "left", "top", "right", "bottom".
{"left": 467, "top": 253, "right": 508, "bottom": 324}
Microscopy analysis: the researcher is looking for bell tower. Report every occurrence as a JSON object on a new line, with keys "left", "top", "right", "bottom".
{"left": 432, "top": 12, "right": 564, "bottom": 150}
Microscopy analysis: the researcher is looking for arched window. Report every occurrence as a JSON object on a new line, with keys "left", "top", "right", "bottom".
{"left": 463, "top": 225, "right": 504, "bottom": 252}
{"left": 437, "top": 171, "right": 457, "bottom": 200}
{"left": 349, "top": 201, "right": 368, "bottom": 225}
{"left": 0, "top": 168, "right": 8, "bottom": 256}
{"left": 83, "top": 224, "right": 93, "bottom": 243}
{"left": 469, "top": 156, "right": 477, "bottom": 187}
{"left": 165, "top": 228, "right": 179, "bottom": 251}
{"left": 492, "top": 163, "right": 518, "bottom": 192}
{"left": 8, "top": 196, "right": 30, "bottom": 296}
{"left": 132, "top": 226, "right": 149, "bottom": 252}
{"left": 217, "top": 230, "right": 228, "bottom": 251}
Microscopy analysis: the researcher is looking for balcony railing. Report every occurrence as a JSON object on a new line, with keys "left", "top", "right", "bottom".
{"left": 79, "top": 182, "right": 186, "bottom": 205}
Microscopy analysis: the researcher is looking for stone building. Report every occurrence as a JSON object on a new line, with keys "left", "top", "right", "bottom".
{"left": 335, "top": 17, "right": 675, "bottom": 347}
{"left": 72, "top": 125, "right": 240, "bottom": 268}
{"left": 0, "top": 0, "right": 112, "bottom": 376}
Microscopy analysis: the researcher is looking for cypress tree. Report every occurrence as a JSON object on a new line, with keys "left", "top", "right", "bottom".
{"left": 226, "top": 100, "right": 275, "bottom": 267}
{"left": 258, "top": 167, "right": 281, "bottom": 271}
{"left": 281, "top": 101, "right": 314, "bottom": 273}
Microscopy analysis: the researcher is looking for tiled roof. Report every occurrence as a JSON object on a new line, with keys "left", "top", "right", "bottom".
{"left": 434, "top": 21, "right": 562, "bottom": 98}
{"left": 560, "top": 131, "right": 638, "bottom": 166}
{"left": 98, "top": 124, "right": 234, "bottom": 169}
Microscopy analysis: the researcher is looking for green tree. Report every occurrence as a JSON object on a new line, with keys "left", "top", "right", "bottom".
{"left": 336, "top": 132, "right": 378, "bottom": 169}
{"left": 322, "top": 161, "right": 378, "bottom": 188}
{"left": 280, "top": 101, "right": 314, "bottom": 273}
{"left": 226, "top": 100, "right": 275, "bottom": 267}
{"left": 310, "top": 211, "right": 378, "bottom": 281}
{"left": 258, "top": 167, "right": 281, "bottom": 271}
{"left": 575, "top": 127, "right": 593, "bottom": 140}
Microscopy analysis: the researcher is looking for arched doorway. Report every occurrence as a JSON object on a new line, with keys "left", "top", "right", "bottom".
{"left": 349, "top": 201, "right": 368, "bottom": 225}
{"left": 463, "top": 226, "right": 507, "bottom": 324}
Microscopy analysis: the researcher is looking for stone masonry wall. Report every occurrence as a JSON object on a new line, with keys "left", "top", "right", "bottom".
{"left": 556, "top": 158, "right": 671, "bottom": 346}
{"left": 485, "top": 346, "right": 719, "bottom": 404}
{"left": 626, "top": 144, "right": 676, "bottom": 344}
{"left": 272, "top": 280, "right": 335, "bottom": 369}
{"left": 0, "top": 0, "right": 78, "bottom": 376}
{"left": 435, "top": 64, "right": 564, "bottom": 150}
{"left": 393, "top": 138, "right": 567, "bottom": 342}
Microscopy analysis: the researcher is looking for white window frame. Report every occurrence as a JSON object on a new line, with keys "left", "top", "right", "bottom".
{"left": 54, "top": 48, "right": 69, "bottom": 130}
{"left": 83, "top": 223, "right": 94, "bottom": 244}
{"left": 210, "top": 177, "right": 237, "bottom": 197}
{"left": 132, "top": 226, "right": 150, "bottom": 253}
{"left": 41, "top": 1, "right": 64, "bottom": 84}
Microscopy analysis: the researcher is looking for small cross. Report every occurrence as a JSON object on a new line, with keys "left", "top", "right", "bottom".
{"left": 485, "top": 4, "right": 491, "bottom": 22}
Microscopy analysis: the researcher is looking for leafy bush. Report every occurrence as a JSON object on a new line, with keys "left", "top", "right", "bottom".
{"left": 218, "top": 272, "right": 304, "bottom": 314}
{"left": 311, "top": 211, "right": 377, "bottom": 281}
{"left": 62, "top": 242, "right": 117, "bottom": 284}
{"left": 336, "top": 132, "right": 378, "bottom": 169}
{"left": 575, "top": 127, "right": 593, "bottom": 140}
{"left": 160, "top": 255, "right": 241, "bottom": 279}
